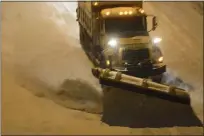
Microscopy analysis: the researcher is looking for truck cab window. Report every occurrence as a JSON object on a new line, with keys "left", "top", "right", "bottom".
{"left": 105, "top": 16, "right": 147, "bottom": 35}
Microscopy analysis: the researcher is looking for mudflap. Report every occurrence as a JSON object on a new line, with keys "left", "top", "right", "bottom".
{"left": 99, "top": 78, "right": 190, "bottom": 105}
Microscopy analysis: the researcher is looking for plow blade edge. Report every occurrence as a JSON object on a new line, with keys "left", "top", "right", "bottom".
{"left": 92, "top": 68, "right": 191, "bottom": 105}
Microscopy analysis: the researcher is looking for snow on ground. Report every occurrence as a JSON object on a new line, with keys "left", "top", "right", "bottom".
{"left": 144, "top": 2, "right": 203, "bottom": 120}
{"left": 1, "top": 2, "right": 203, "bottom": 135}
{"left": 2, "top": 2, "right": 103, "bottom": 113}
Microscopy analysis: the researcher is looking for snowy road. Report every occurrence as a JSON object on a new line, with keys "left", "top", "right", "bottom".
{"left": 2, "top": 2, "right": 203, "bottom": 135}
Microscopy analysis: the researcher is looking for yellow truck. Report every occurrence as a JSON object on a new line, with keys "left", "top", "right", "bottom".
{"left": 76, "top": 1, "right": 166, "bottom": 82}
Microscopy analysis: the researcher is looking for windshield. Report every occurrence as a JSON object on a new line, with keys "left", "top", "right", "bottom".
{"left": 105, "top": 16, "right": 147, "bottom": 34}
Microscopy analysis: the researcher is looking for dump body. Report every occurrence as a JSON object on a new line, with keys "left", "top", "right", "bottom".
{"left": 77, "top": 1, "right": 166, "bottom": 82}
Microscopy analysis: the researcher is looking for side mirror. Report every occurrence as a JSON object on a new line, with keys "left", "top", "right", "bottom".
{"left": 152, "top": 16, "right": 158, "bottom": 31}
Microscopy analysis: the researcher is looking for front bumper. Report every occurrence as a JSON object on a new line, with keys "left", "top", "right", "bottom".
{"left": 112, "top": 64, "right": 166, "bottom": 78}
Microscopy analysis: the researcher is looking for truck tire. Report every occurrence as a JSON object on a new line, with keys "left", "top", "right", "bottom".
{"left": 99, "top": 60, "right": 106, "bottom": 68}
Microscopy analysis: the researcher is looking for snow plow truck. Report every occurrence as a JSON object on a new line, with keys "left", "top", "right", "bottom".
{"left": 76, "top": 1, "right": 190, "bottom": 105}
{"left": 76, "top": 1, "right": 165, "bottom": 82}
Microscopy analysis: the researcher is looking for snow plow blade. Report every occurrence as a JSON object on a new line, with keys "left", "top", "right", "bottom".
{"left": 92, "top": 68, "right": 191, "bottom": 105}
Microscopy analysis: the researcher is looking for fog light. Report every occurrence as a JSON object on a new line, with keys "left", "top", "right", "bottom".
{"left": 106, "top": 60, "right": 110, "bottom": 66}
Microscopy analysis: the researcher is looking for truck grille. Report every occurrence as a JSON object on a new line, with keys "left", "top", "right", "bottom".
{"left": 122, "top": 48, "right": 150, "bottom": 64}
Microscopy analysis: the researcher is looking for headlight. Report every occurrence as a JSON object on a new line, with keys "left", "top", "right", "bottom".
{"left": 153, "top": 37, "right": 162, "bottom": 44}
{"left": 108, "top": 39, "right": 117, "bottom": 48}
{"left": 158, "top": 56, "right": 163, "bottom": 62}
